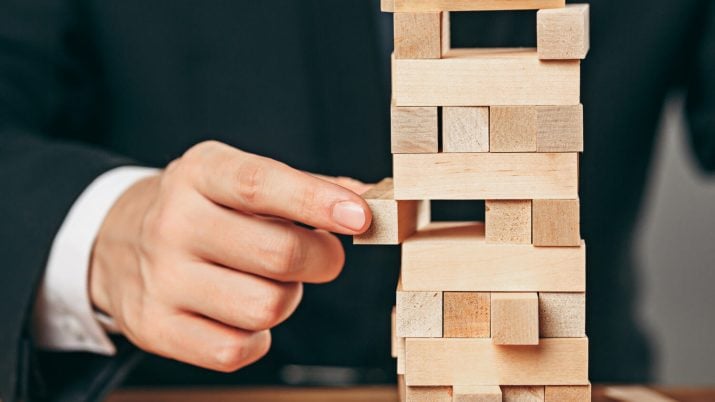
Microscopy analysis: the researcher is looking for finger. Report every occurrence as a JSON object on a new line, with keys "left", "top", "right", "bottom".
{"left": 190, "top": 202, "right": 344, "bottom": 283}
{"left": 309, "top": 173, "right": 372, "bottom": 195}
{"left": 143, "top": 309, "right": 271, "bottom": 372}
{"left": 186, "top": 142, "right": 372, "bottom": 234}
{"left": 172, "top": 261, "right": 303, "bottom": 331}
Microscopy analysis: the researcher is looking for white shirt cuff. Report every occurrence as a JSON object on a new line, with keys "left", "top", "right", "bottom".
{"left": 32, "top": 166, "right": 159, "bottom": 355}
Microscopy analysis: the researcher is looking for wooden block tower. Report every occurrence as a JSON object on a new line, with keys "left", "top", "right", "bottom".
{"left": 356, "top": 0, "right": 590, "bottom": 400}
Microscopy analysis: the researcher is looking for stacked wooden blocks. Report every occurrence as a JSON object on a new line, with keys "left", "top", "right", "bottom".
{"left": 358, "top": 1, "right": 590, "bottom": 401}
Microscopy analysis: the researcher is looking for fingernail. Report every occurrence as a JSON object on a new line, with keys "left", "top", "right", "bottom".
{"left": 332, "top": 201, "right": 366, "bottom": 231}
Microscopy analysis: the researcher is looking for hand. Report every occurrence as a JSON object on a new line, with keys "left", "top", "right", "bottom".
{"left": 89, "top": 141, "right": 372, "bottom": 372}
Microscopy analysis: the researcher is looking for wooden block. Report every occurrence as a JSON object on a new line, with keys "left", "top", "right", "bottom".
{"left": 405, "top": 386, "right": 452, "bottom": 402}
{"left": 391, "top": 105, "right": 439, "bottom": 153}
{"left": 545, "top": 385, "right": 591, "bottom": 402}
{"left": 394, "top": 12, "right": 442, "bottom": 59}
{"left": 443, "top": 107, "right": 489, "bottom": 152}
{"left": 354, "top": 178, "right": 430, "bottom": 245}
{"left": 397, "top": 336, "right": 406, "bottom": 374}
{"left": 388, "top": 0, "right": 564, "bottom": 12}
{"left": 490, "top": 107, "right": 537, "bottom": 152}
{"left": 532, "top": 199, "right": 580, "bottom": 246}
{"left": 394, "top": 48, "right": 579, "bottom": 106}
{"left": 536, "top": 105, "right": 583, "bottom": 152}
{"left": 485, "top": 200, "right": 532, "bottom": 244}
{"left": 398, "top": 374, "right": 406, "bottom": 402}
{"left": 396, "top": 288, "right": 443, "bottom": 337}
{"left": 603, "top": 386, "right": 677, "bottom": 402}
{"left": 441, "top": 11, "right": 450, "bottom": 55}
{"left": 401, "top": 222, "right": 585, "bottom": 292}
{"left": 391, "top": 306, "right": 397, "bottom": 358}
{"left": 537, "top": 4, "right": 590, "bottom": 60}
{"left": 443, "top": 292, "right": 490, "bottom": 338}
{"left": 404, "top": 338, "right": 589, "bottom": 386}
{"left": 491, "top": 293, "right": 539, "bottom": 345}
{"left": 453, "top": 385, "right": 502, "bottom": 402}
{"left": 393, "top": 153, "right": 578, "bottom": 200}
{"left": 539, "top": 293, "right": 585, "bottom": 338}
{"left": 503, "top": 386, "right": 545, "bottom": 402}
{"left": 490, "top": 105, "right": 583, "bottom": 152}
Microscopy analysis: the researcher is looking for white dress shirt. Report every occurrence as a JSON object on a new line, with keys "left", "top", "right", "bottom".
{"left": 32, "top": 166, "right": 158, "bottom": 354}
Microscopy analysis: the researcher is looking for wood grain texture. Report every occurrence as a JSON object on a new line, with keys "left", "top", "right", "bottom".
{"left": 485, "top": 200, "right": 532, "bottom": 244}
{"left": 386, "top": 0, "right": 565, "bottom": 12}
{"left": 545, "top": 385, "right": 591, "bottom": 402}
{"left": 453, "top": 385, "right": 502, "bottom": 402}
{"left": 539, "top": 293, "right": 585, "bottom": 338}
{"left": 394, "top": 48, "right": 580, "bottom": 106}
{"left": 491, "top": 293, "right": 539, "bottom": 345}
{"left": 441, "top": 11, "right": 451, "bottom": 55}
{"left": 401, "top": 222, "right": 585, "bottom": 291}
{"left": 490, "top": 106, "right": 537, "bottom": 152}
{"left": 536, "top": 105, "right": 583, "bottom": 152}
{"left": 393, "top": 153, "right": 579, "bottom": 200}
{"left": 404, "top": 338, "right": 589, "bottom": 386}
{"left": 394, "top": 12, "right": 442, "bottom": 59}
{"left": 532, "top": 199, "right": 580, "bottom": 246}
{"left": 443, "top": 292, "right": 490, "bottom": 338}
{"left": 391, "top": 105, "right": 439, "bottom": 153}
{"left": 503, "top": 386, "right": 545, "bottom": 402}
{"left": 354, "top": 178, "right": 430, "bottom": 245}
{"left": 537, "top": 4, "right": 590, "bottom": 60}
{"left": 603, "top": 386, "right": 677, "bottom": 402}
{"left": 396, "top": 289, "right": 443, "bottom": 337}
{"left": 391, "top": 306, "right": 397, "bottom": 358}
{"left": 443, "top": 107, "right": 489, "bottom": 152}
{"left": 405, "top": 386, "right": 453, "bottom": 402}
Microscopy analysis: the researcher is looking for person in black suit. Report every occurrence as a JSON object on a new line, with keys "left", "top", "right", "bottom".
{"left": 1, "top": 1, "right": 713, "bottom": 401}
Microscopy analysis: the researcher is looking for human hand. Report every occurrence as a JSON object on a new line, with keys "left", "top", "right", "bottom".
{"left": 89, "top": 141, "right": 372, "bottom": 371}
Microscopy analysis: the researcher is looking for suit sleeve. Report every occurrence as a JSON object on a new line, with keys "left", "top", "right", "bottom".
{"left": 0, "top": 1, "right": 134, "bottom": 400}
{"left": 685, "top": 0, "right": 715, "bottom": 172}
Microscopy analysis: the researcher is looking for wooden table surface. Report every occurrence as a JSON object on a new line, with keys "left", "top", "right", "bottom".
{"left": 107, "top": 385, "right": 715, "bottom": 402}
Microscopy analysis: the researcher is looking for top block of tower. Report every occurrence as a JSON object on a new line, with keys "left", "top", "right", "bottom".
{"left": 382, "top": 0, "right": 564, "bottom": 12}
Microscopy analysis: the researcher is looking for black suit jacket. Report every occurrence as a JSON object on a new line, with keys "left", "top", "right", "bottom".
{"left": 1, "top": 0, "right": 713, "bottom": 400}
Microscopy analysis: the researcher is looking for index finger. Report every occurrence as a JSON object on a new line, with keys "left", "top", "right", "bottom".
{"left": 186, "top": 141, "right": 372, "bottom": 234}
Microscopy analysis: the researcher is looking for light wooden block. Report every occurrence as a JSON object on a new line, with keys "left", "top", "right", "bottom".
{"left": 385, "top": 0, "right": 565, "bottom": 12}
{"left": 537, "top": 4, "right": 590, "bottom": 60}
{"left": 391, "top": 306, "right": 397, "bottom": 358}
{"left": 532, "top": 199, "right": 580, "bottom": 246}
{"left": 396, "top": 289, "right": 443, "bottom": 337}
{"left": 354, "top": 178, "right": 430, "bottom": 245}
{"left": 394, "top": 48, "right": 580, "bottom": 106}
{"left": 539, "top": 293, "right": 585, "bottom": 338}
{"left": 485, "top": 200, "right": 532, "bottom": 244}
{"left": 393, "top": 153, "right": 579, "bottom": 200}
{"left": 443, "top": 107, "right": 489, "bottom": 152}
{"left": 545, "top": 385, "right": 591, "bottom": 402}
{"left": 490, "top": 107, "right": 537, "bottom": 152}
{"left": 397, "top": 336, "right": 406, "bottom": 374}
{"left": 443, "top": 292, "right": 490, "bottom": 338}
{"left": 603, "top": 386, "right": 677, "bottom": 402}
{"left": 491, "top": 293, "right": 539, "bottom": 345}
{"left": 405, "top": 386, "right": 453, "bottom": 402}
{"left": 398, "top": 374, "right": 406, "bottom": 402}
{"left": 441, "top": 11, "right": 450, "bottom": 55}
{"left": 404, "top": 338, "right": 589, "bottom": 386}
{"left": 453, "top": 385, "right": 502, "bottom": 402}
{"left": 401, "top": 222, "right": 585, "bottom": 292}
{"left": 503, "top": 386, "right": 545, "bottom": 402}
{"left": 391, "top": 105, "right": 439, "bottom": 153}
{"left": 536, "top": 105, "right": 583, "bottom": 152}
{"left": 394, "top": 12, "right": 442, "bottom": 59}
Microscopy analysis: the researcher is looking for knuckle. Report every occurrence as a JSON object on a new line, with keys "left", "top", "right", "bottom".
{"left": 269, "top": 230, "right": 304, "bottom": 276}
{"left": 251, "top": 286, "right": 292, "bottom": 329}
{"left": 233, "top": 156, "right": 266, "bottom": 206}
{"left": 213, "top": 341, "right": 250, "bottom": 372}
